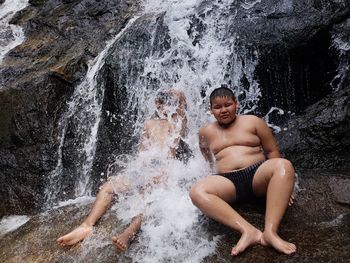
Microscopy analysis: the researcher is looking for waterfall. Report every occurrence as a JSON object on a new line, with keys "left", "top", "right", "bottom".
{"left": 86, "top": 0, "right": 264, "bottom": 262}
{"left": 47, "top": 0, "right": 271, "bottom": 261}
{"left": 44, "top": 16, "right": 140, "bottom": 206}
{"left": 0, "top": 0, "right": 28, "bottom": 63}
{"left": 116, "top": 0, "right": 262, "bottom": 144}
{"left": 331, "top": 34, "right": 350, "bottom": 91}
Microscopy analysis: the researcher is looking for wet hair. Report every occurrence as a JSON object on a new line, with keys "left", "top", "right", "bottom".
{"left": 209, "top": 84, "right": 236, "bottom": 106}
{"left": 156, "top": 91, "right": 178, "bottom": 106}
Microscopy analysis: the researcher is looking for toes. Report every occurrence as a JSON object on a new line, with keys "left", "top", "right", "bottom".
{"left": 113, "top": 237, "right": 127, "bottom": 251}
{"left": 231, "top": 248, "right": 239, "bottom": 256}
{"left": 231, "top": 245, "right": 243, "bottom": 256}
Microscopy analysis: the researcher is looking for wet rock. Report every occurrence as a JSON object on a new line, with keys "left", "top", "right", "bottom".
{"left": 329, "top": 177, "right": 350, "bottom": 205}
{"left": 1, "top": 0, "right": 350, "bottom": 221}
{"left": 0, "top": 200, "right": 124, "bottom": 263}
{"left": 204, "top": 169, "right": 350, "bottom": 262}
{"left": 91, "top": 12, "right": 171, "bottom": 186}
{"left": 250, "top": 1, "right": 350, "bottom": 117}
{"left": 0, "top": 0, "right": 139, "bottom": 215}
{"left": 0, "top": 170, "right": 349, "bottom": 262}
{"left": 191, "top": 0, "right": 350, "bottom": 116}
{"left": 276, "top": 85, "right": 350, "bottom": 169}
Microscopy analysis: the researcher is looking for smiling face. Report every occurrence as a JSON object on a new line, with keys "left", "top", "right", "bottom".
{"left": 210, "top": 96, "right": 238, "bottom": 125}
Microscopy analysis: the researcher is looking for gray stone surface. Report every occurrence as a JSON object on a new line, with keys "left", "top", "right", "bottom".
{"left": 0, "top": 0, "right": 139, "bottom": 215}
{"left": 0, "top": 170, "right": 349, "bottom": 262}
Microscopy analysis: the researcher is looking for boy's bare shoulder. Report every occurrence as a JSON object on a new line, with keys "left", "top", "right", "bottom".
{"left": 238, "top": 114, "right": 265, "bottom": 123}
{"left": 238, "top": 115, "right": 269, "bottom": 131}
{"left": 238, "top": 114, "right": 260, "bottom": 120}
{"left": 199, "top": 122, "right": 217, "bottom": 135}
{"left": 144, "top": 118, "right": 159, "bottom": 128}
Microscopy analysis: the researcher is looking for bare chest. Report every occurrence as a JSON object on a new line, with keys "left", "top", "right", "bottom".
{"left": 208, "top": 128, "right": 260, "bottom": 154}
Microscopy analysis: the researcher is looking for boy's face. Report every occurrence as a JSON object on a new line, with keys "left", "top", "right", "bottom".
{"left": 155, "top": 100, "right": 168, "bottom": 117}
{"left": 155, "top": 92, "right": 179, "bottom": 118}
{"left": 210, "top": 96, "right": 238, "bottom": 125}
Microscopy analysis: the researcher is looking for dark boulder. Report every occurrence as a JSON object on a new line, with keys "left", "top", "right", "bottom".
{"left": 276, "top": 85, "right": 350, "bottom": 169}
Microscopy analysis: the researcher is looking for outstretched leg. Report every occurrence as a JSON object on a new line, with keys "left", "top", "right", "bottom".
{"left": 190, "top": 176, "right": 262, "bottom": 256}
{"left": 112, "top": 214, "right": 143, "bottom": 251}
{"left": 57, "top": 176, "right": 128, "bottom": 246}
{"left": 253, "top": 158, "right": 296, "bottom": 254}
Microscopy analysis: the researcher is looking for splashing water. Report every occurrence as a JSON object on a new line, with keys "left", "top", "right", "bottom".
{"left": 0, "top": 0, "right": 28, "bottom": 63}
{"left": 331, "top": 36, "right": 350, "bottom": 91}
{"left": 46, "top": 0, "right": 275, "bottom": 261}
{"left": 89, "top": 0, "right": 265, "bottom": 261}
{"left": 0, "top": 215, "right": 30, "bottom": 237}
{"left": 44, "top": 16, "right": 140, "bottom": 206}
{"left": 263, "top": 106, "right": 285, "bottom": 133}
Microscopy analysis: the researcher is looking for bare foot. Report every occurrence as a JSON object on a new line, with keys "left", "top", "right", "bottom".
{"left": 261, "top": 231, "right": 296, "bottom": 255}
{"left": 231, "top": 227, "right": 262, "bottom": 256}
{"left": 112, "top": 214, "right": 143, "bottom": 251}
{"left": 57, "top": 223, "right": 93, "bottom": 246}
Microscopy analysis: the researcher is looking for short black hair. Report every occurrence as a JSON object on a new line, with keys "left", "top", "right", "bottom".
{"left": 209, "top": 84, "right": 236, "bottom": 106}
{"left": 156, "top": 90, "right": 178, "bottom": 106}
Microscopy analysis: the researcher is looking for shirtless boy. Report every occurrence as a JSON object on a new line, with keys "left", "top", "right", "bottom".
{"left": 189, "top": 86, "right": 296, "bottom": 256}
{"left": 57, "top": 89, "right": 188, "bottom": 251}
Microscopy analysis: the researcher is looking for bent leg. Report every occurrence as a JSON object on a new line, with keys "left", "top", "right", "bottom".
{"left": 190, "top": 176, "right": 261, "bottom": 256}
{"left": 253, "top": 158, "right": 296, "bottom": 254}
{"left": 112, "top": 214, "right": 143, "bottom": 251}
{"left": 57, "top": 176, "right": 129, "bottom": 246}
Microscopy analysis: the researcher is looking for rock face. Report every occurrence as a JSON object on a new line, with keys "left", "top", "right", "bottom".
{"left": 222, "top": 0, "right": 350, "bottom": 115}
{"left": 91, "top": 12, "right": 171, "bottom": 185}
{"left": 0, "top": 170, "right": 349, "bottom": 262}
{"left": 277, "top": 85, "right": 350, "bottom": 169}
{"left": 0, "top": 0, "right": 139, "bottom": 215}
{"left": 0, "top": 0, "right": 350, "bottom": 261}
{"left": 1, "top": 0, "right": 350, "bottom": 216}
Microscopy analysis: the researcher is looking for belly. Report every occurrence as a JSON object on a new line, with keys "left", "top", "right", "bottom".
{"left": 214, "top": 145, "right": 265, "bottom": 173}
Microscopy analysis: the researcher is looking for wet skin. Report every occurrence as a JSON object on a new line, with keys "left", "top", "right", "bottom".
{"left": 190, "top": 95, "right": 296, "bottom": 256}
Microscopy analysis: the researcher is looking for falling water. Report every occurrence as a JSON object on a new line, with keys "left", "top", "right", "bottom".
{"left": 0, "top": 0, "right": 28, "bottom": 63}
{"left": 46, "top": 0, "right": 281, "bottom": 261}
{"left": 331, "top": 35, "right": 350, "bottom": 91}
{"left": 44, "top": 16, "right": 140, "bottom": 206}
{"left": 83, "top": 0, "right": 265, "bottom": 262}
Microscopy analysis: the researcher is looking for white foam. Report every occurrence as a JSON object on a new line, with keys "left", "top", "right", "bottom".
{"left": 241, "top": 0, "right": 262, "bottom": 10}
{"left": 319, "top": 213, "right": 345, "bottom": 227}
{"left": 110, "top": 155, "right": 217, "bottom": 262}
{"left": 0, "top": 215, "right": 30, "bottom": 236}
{"left": 0, "top": 0, "right": 29, "bottom": 63}
{"left": 54, "top": 196, "right": 95, "bottom": 209}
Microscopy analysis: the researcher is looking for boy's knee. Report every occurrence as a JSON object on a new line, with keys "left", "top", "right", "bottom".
{"left": 189, "top": 183, "right": 207, "bottom": 206}
{"left": 276, "top": 158, "right": 295, "bottom": 179}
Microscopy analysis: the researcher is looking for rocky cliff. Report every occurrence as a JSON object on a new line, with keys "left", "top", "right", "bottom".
{"left": 0, "top": 0, "right": 349, "bottom": 215}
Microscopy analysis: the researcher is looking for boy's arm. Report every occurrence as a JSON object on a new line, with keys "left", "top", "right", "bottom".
{"left": 138, "top": 120, "right": 150, "bottom": 152}
{"left": 199, "top": 128, "right": 215, "bottom": 169}
{"left": 255, "top": 117, "right": 281, "bottom": 159}
{"left": 171, "top": 89, "right": 188, "bottom": 137}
